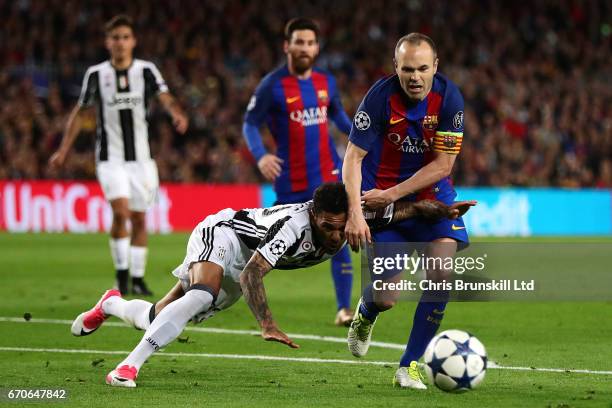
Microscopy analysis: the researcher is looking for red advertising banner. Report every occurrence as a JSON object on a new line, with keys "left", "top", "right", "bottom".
{"left": 0, "top": 180, "right": 261, "bottom": 233}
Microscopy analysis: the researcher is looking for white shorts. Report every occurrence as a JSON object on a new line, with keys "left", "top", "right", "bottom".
{"left": 171, "top": 208, "right": 249, "bottom": 323}
{"left": 96, "top": 160, "right": 159, "bottom": 212}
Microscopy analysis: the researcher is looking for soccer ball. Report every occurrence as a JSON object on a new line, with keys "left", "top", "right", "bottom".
{"left": 423, "top": 329, "right": 487, "bottom": 392}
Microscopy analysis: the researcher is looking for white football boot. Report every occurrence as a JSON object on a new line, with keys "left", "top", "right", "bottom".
{"left": 393, "top": 361, "right": 427, "bottom": 390}
{"left": 347, "top": 298, "right": 377, "bottom": 357}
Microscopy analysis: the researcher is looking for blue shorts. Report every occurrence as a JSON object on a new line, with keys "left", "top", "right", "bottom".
{"left": 368, "top": 192, "right": 469, "bottom": 281}
{"left": 374, "top": 187, "right": 469, "bottom": 244}
{"left": 373, "top": 215, "right": 469, "bottom": 244}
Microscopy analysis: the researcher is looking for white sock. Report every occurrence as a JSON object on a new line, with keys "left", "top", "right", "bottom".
{"left": 118, "top": 288, "right": 213, "bottom": 370}
{"left": 109, "top": 237, "right": 130, "bottom": 270}
{"left": 130, "top": 246, "right": 148, "bottom": 278}
{"left": 102, "top": 297, "right": 153, "bottom": 330}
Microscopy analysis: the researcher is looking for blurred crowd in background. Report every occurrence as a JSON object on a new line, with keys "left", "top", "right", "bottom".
{"left": 1, "top": 0, "right": 610, "bottom": 187}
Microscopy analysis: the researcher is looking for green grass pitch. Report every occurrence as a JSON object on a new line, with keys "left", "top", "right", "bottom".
{"left": 0, "top": 233, "right": 611, "bottom": 407}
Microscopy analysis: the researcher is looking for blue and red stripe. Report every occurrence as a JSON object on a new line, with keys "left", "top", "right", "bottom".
{"left": 298, "top": 76, "right": 323, "bottom": 189}
{"left": 375, "top": 93, "right": 408, "bottom": 190}
{"left": 311, "top": 72, "right": 337, "bottom": 183}
{"left": 280, "top": 76, "right": 308, "bottom": 192}
{"left": 416, "top": 91, "right": 443, "bottom": 201}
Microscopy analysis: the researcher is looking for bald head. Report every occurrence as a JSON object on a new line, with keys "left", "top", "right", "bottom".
{"left": 394, "top": 33, "right": 437, "bottom": 59}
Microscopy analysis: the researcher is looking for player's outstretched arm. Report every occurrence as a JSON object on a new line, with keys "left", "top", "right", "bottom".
{"left": 364, "top": 200, "right": 477, "bottom": 230}
{"left": 395, "top": 199, "right": 477, "bottom": 223}
{"left": 158, "top": 92, "right": 188, "bottom": 134}
{"left": 48, "top": 105, "right": 90, "bottom": 169}
{"left": 240, "top": 252, "right": 299, "bottom": 349}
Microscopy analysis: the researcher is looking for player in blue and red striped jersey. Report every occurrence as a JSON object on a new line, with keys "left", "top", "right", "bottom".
{"left": 243, "top": 18, "right": 354, "bottom": 326}
{"left": 343, "top": 33, "right": 468, "bottom": 389}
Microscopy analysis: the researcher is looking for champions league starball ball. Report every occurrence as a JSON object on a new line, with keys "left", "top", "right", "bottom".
{"left": 423, "top": 329, "right": 487, "bottom": 392}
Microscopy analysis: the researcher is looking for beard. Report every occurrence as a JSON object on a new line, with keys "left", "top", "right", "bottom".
{"left": 291, "top": 54, "right": 315, "bottom": 74}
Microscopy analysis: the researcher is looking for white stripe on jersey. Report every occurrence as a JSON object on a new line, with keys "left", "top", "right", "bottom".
{"left": 232, "top": 219, "right": 266, "bottom": 237}
{"left": 227, "top": 202, "right": 335, "bottom": 269}
{"left": 78, "top": 59, "right": 169, "bottom": 162}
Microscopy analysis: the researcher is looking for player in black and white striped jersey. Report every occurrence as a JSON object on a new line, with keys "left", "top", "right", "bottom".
{"left": 68, "top": 182, "right": 476, "bottom": 387}
{"left": 50, "top": 15, "right": 188, "bottom": 296}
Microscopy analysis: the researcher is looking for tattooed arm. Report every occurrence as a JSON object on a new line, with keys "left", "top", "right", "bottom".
{"left": 240, "top": 252, "right": 274, "bottom": 327}
{"left": 397, "top": 199, "right": 477, "bottom": 223}
{"left": 239, "top": 251, "right": 299, "bottom": 349}
{"left": 364, "top": 200, "right": 477, "bottom": 230}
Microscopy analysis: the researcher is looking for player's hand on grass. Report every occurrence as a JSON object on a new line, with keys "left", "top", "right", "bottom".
{"left": 48, "top": 149, "right": 68, "bottom": 169}
{"left": 262, "top": 326, "right": 299, "bottom": 349}
{"left": 361, "top": 188, "right": 394, "bottom": 210}
{"left": 345, "top": 211, "right": 371, "bottom": 252}
{"left": 257, "top": 154, "right": 284, "bottom": 182}
{"left": 448, "top": 200, "right": 477, "bottom": 218}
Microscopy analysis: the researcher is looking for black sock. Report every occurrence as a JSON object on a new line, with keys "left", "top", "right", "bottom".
{"left": 116, "top": 269, "right": 129, "bottom": 294}
{"left": 148, "top": 303, "right": 157, "bottom": 323}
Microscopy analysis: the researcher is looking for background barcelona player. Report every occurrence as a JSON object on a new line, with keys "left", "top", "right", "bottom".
{"left": 242, "top": 18, "right": 355, "bottom": 326}
{"left": 343, "top": 33, "right": 467, "bottom": 389}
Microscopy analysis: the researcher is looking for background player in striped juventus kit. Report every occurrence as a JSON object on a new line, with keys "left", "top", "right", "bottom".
{"left": 243, "top": 18, "right": 355, "bottom": 326}
{"left": 49, "top": 15, "right": 188, "bottom": 295}
{"left": 69, "top": 182, "right": 475, "bottom": 387}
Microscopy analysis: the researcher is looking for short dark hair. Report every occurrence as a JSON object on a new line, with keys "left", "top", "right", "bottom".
{"left": 105, "top": 15, "right": 134, "bottom": 35}
{"left": 395, "top": 32, "right": 437, "bottom": 58}
{"left": 284, "top": 17, "right": 320, "bottom": 42}
{"left": 312, "top": 182, "right": 348, "bottom": 215}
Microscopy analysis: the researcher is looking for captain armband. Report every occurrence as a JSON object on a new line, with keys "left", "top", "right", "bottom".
{"left": 432, "top": 131, "right": 463, "bottom": 155}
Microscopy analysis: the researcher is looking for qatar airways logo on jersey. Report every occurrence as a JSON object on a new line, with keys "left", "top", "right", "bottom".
{"left": 289, "top": 106, "right": 328, "bottom": 127}
{"left": 387, "top": 133, "right": 431, "bottom": 154}
{"left": 106, "top": 92, "right": 143, "bottom": 109}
